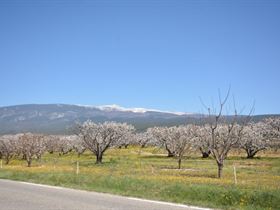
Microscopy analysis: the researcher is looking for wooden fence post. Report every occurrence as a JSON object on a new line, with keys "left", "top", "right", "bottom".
{"left": 76, "top": 161, "right": 79, "bottom": 175}
{"left": 233, "top": 165, "right": 237, "bottom": 185}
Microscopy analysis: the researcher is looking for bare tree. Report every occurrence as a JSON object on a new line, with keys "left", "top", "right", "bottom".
{"left": 19, "top": 133, "right": 45, "bottom": 167}
{"left": 77, "top": 121, "right": 135, "bottom": 164}
{"left": 201, "top": 89, "right": 251, "bottom": 178}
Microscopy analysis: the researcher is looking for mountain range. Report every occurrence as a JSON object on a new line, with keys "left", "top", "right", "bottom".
{"left": 0, "top": 104, "right": 278, "bottom": 135}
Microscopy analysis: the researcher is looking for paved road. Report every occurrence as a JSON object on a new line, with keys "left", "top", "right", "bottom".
{"left": 0, "top": 179, "right": 210, "bottom": 210}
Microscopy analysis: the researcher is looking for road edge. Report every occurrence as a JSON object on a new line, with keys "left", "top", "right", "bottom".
{"left": 0, "top": 179, "right": 213, "bottom": 210}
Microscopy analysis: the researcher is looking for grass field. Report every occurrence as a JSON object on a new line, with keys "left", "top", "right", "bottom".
{"left": 0, "top": 146, "right": 279, "bottom": 210}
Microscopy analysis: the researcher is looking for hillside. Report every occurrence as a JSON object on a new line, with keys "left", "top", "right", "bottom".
{"left": 0, "top": 104, "right": 278, "bottom": 134}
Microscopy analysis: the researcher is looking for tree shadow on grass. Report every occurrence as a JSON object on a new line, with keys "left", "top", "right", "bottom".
{"left": 179, "top": 172, "right": 217, "bottom": 179}
{"left": 139, "top": 155, "right": 171, "bottom": 159}
{"left": 159, "top": 166, "right": 217, "bottom": 178}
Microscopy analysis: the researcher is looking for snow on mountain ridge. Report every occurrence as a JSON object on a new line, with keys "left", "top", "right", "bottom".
{"left": 76, "top": 104, "right": 188, "bottom": 116}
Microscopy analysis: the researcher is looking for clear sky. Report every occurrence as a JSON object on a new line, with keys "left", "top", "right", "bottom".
{"left": 0, "top": 0, "right": 279, "bottom": 114}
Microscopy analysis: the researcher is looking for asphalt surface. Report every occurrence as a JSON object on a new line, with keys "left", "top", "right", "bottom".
{"left": 0, "top": 179, "right": 210, "bottom": 210}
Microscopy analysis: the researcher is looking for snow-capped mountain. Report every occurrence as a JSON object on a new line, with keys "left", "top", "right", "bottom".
{"left": 78, "top": 104, "right": 188, "bottom": 115}
{"left": 0, "top": 104, "right": 277, "bottom": 135}
{"left": 0, "top": 104, "right": 198, "bottom": 134}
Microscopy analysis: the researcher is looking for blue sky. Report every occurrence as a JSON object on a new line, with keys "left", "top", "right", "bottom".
{"left": 0, "top": 0, "right": 279, "bottom": 114}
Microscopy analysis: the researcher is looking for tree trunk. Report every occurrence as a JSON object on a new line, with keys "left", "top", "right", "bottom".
{"left": 202, "top": 151, "right": 210, "bottom": 158}
{"left": 165, "top": 145, "right": 175, "bottom": 157}
{"left": 27, "top": 159, "right": 32, "bottom": 167}
{"left": 37, "top": 155, "right": 42, "bottom": 161}
{"left": 22, "top": 154, "right": 27, "bottom": 160}
{"left": 217, "top": 162, "right": 223, "bottom": 178}
{"left": 246, "top": 152, "right": 256, "bottom": 158}
{"left": 5, "top": 157, "right": 10, "bottom": 165}
{"left": 199, "top": 147, "right": 210, "bottom": 158}
{"left": 167, "top": 150, "right": 175, "bottom": 157}
{"left": 178, "top": 158, "right": 182, "bottom": 169}
{"left": 246, "top": 149, "right": 257, "bottom": 159}
{"left": 95, "top": 153, "right": 103, "bottom": 164}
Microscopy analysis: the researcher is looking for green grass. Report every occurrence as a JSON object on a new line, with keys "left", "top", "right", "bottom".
{"left": 0, "top": 147, "right": 279, "bottom": 210}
